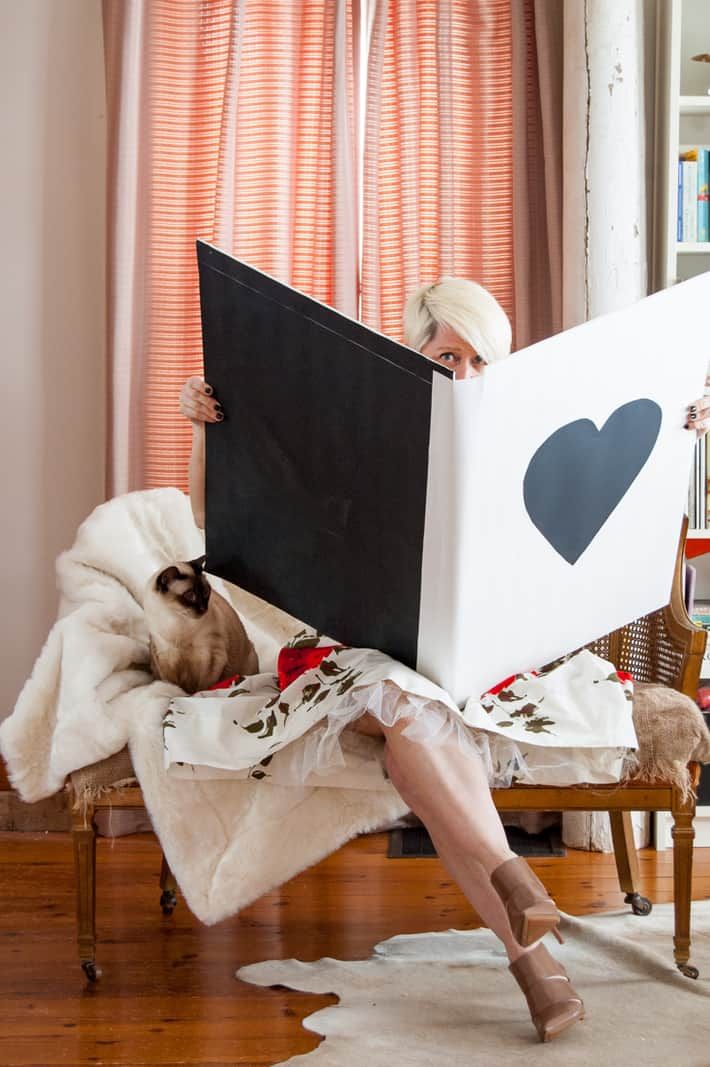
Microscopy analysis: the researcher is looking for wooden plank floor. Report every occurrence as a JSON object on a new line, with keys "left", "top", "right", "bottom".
{"left": 2, "top": 829, "right": 710, "bottom": 1066}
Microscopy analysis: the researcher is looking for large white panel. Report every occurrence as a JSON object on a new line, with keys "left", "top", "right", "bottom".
{"left": 418, "top": 273, "right": 710, "bottom": 705}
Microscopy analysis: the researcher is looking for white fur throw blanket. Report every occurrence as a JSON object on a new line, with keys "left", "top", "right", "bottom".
{"left": 0, "top": 488, "right": 409, "bottom": 924}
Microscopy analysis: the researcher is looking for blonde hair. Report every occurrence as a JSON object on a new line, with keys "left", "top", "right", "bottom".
{"left": 403, "top": 276, "right": 512, "bottom": 364}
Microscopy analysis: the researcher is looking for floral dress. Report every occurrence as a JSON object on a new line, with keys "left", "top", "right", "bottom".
{"left": 162, "top": 630, "right": 638, "bottom": 791}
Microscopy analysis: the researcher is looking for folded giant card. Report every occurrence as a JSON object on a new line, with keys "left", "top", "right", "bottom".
{"left": 197, "top": 239, "right": 709, "bottom": 705}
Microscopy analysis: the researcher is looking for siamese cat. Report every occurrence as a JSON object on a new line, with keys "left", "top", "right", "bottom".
{"left": 143, "top": 555, "right": 258, "bottom": 693}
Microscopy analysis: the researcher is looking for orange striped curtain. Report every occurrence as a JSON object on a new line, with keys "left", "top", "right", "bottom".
{"left": 512, "top": 0, "right": 563, "bottom": 348}
{"left": 104, "top": 0, "right": 359, "bottom": 495}
{"left": 104, "top": 0, "right": 559, "bottom": 494}
{"left": 361, "top": 0, "right": 515, "bottom": 343}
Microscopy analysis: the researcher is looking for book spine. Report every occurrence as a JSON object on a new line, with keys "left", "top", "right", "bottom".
{"left": 696, "top": 439, "right": 700, "bottom": 529}
{"left": 701, "top": 439, "right": 705, "bottom": 530}
{"left": 698, "top": 439, "right": 702, "bottom": 530}
{"left": 683, "top": 160, "right": 699, "bottom": 242}
{"left": 704, "top": 428, "right": 708, "bottom": 529}
{"left": 699, "top": 148, "right": 710, "bottom": 243}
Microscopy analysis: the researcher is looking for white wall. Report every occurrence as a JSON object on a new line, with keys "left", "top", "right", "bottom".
{"left": 0, "top": 1, "right": 106, "bottom": 720}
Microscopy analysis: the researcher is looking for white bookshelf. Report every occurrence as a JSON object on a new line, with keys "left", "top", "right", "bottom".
{"left": 680, "top": 96, "right": 710, "bottom": 116}
{"left": 654, "top": 0, "right": 710, "bottom": 535}
{"left": 654, "top": 3, "right": 710, "bottom": 288}
{"left": 652, "top": 0, "right": 710, "bottom": 847}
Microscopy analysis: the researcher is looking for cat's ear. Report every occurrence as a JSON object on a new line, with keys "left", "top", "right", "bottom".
{"left": 156, "top": 565, "right": 181, "bottom": 592}
{"left": 187, "top": 554, "right": 207, "bottom": 574}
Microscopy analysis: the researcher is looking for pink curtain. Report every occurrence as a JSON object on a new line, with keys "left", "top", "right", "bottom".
{"left": 103, "top": 0, "right": 359, "bottom": 495}
{"left": 104, "top": 0, "right": 562, "bottom": 491}
{"left": 511, "top": 0, "right": 563, "bottom": 348}
{"left": 361, "top": 0, "right": 515, "bottom": 342}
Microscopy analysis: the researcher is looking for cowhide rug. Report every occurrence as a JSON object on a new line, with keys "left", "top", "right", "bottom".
{"left": 236, "top": 899, "right": 710, "bottom": 1066}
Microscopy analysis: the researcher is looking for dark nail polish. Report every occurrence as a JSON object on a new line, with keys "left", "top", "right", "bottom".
{"left": 205, "top": 385, "right": 213, "bottom": 395}
{"left": 690, "top": 412, "right": 697, "bottom": 420}
{"left": 215, "top": 412, "right": 224, "bottom": 421}
{"left": 690, "top": 405, "right": 697, "bottom": 413}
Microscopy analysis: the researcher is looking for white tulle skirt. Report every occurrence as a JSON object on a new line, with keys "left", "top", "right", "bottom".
{"left": 162, "top": 638, "right": 638, "bottom": 792}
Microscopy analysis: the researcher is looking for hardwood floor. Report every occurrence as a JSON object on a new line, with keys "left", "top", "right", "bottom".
{"left": 2, "top": 829, "right": 710, "bottom": 1066}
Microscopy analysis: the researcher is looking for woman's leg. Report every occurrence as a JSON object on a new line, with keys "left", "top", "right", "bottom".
{"left": 349, "top": 710, "right": 584, "bottom": 1041}
{"left": 350, "top": 711, "right": 544, "bottom": 964}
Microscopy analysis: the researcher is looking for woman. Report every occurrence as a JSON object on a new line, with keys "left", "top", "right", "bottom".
{"left": 178, "top": 277, "right": 710, "bottom": 1043}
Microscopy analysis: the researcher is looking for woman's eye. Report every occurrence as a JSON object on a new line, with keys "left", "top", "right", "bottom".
{"left": 474, "top": 355, "right": 485, "bottom": 365}
{"left": 439, "top": 352, "right": 457, "bottom": 363}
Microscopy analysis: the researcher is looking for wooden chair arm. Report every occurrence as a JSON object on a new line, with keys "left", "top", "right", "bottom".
{"left": 585, "top": 515, "right": 707, "bottom": 698}
{"left": 663, "top": 514, "right": 707, "bottom": 698}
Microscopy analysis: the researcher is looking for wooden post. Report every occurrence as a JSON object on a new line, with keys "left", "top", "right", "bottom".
{"left": 671, "top": 782, "right": 698, "bottom": 976}
{"left": 609, "top": 809, "right": 641, "bottom": 894}
{"left": 71, "top": 800, "right": 99, "bottom": 980}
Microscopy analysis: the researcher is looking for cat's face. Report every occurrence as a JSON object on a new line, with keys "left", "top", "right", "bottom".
{"left": 153, "top": 556, "right": 211, "bottom": 617}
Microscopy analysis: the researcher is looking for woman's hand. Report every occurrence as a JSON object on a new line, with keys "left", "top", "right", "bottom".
{"left": 180, "top": 377, "right": 220, "bottom": 530}
{"left": 179, "top": 376, "right": 223, "bottom": 426}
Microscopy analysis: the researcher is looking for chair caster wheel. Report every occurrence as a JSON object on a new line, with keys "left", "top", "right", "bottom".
{"left": 624, "top": 892, "right": 652, "bottom": 916}
{"left": 160, "top": 889, "right": 177, "bottom": 915}
{"left": 677, "top": 962, "right": 699, "bottom": 979}
{"left": 81, "top": 961, "right": 101, "bottom": 982}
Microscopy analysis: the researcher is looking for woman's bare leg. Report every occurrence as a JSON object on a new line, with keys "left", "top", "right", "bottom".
{"left": 350, "top": 711, "right": 545, "bottom": 964}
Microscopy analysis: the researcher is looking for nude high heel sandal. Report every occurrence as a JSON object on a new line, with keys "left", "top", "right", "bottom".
{"left": 490, "top": 855, "right": 564, "bottom": 946}
{"left": 509, "top": 942, "right": 585, "bottom": 1042}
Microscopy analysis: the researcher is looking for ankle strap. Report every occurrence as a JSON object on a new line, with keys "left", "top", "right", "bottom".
{"left": 509, "top": 944, "right": 569, "bottom": 991}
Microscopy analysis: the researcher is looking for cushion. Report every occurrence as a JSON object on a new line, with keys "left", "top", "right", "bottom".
{"left": 67, "top": 683, "right": 710, "bottom": 807}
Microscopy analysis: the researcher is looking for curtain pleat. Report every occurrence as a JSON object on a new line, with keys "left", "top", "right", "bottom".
{"left": 103, "top": 0, "right": 153, "bottom": 495}
{"left": 361, "top": 0, "right": 515, "bottom": 343}
{"left": 104, "top": 0, "right": 359, "bottom": 494}
{"left": 145, "top": 0, "right": 234, "bottom": 494}
{"left": 511, "top": 0, "right": 563, "bottom": 349}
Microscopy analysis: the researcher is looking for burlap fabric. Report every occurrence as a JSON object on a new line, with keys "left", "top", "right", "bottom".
{"left": 68, "top": 747, "right": 137, "bottom": 809}
{"left": 620, "top": 682, "right": 710, "bottom": 802}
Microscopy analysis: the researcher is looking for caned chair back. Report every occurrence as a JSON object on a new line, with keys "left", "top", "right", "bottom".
{"left": 582, "top": 515, "right": 706, "bottom": 699}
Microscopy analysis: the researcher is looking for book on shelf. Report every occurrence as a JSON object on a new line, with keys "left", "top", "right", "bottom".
{"left": 700, "top": 148, "right": 709, "bottom": 243}
{"left": 687, "top": 434, "right": 710, "bottom": 531}
{"left": 678, "top": 146, "right": 710, "bottom": 243}
{"left": 699, "top": 436, "right": 703, "bottom": 527}
{"left": 692, "top": 603, "right": 710, "bottom": 674}
{"left": 693, "top": 599, "right": 710, "bottom": 615}
{"left": 682, "top": 158, "right": 698, "bottom": 242}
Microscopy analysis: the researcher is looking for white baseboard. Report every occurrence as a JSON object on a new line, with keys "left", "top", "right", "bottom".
{"left": 654, "top": 807, "right": 710, "bottom": 850}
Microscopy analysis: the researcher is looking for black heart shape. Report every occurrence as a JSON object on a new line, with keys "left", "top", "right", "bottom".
{"left": 523, "top": 399, "right": 662, "bottom": 565}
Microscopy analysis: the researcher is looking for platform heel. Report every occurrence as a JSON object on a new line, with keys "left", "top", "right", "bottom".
{"left": 490, "top": 855, "right": 563, "bottom": 946}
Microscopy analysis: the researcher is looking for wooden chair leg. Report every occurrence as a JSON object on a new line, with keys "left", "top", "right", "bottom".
{"left": 159, "top": 852, "right": 178, "bottom": 916}
{"left": 609, "top": 810, "right": 652, "bottom": 915}
{"left": 671, "top": 787, "right": 698, "bottom": 978}
{"left": 71, "top": 800, "right": 100, "bottom": 981}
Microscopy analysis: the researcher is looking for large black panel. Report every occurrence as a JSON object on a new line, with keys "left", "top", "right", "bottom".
{"left": 196, "top": 241, "right": 449, "bottom": 667}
